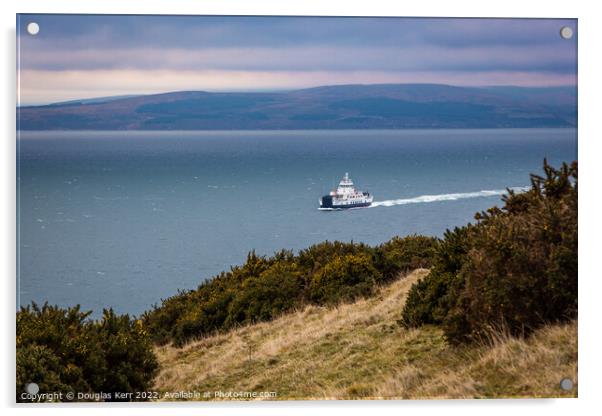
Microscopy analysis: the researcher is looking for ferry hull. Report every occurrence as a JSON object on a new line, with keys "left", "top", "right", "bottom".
{"left": 320, "top": 195, "right": 372, "bottom": 209}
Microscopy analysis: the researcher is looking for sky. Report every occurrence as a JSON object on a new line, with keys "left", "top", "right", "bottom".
{"left": 16, "top": 15, "right": 577, "bottom": 105}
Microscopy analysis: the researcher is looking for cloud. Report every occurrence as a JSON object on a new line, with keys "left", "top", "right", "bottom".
{"left": 16, "top": 15, "right": 577, "bottom": 103}
{"left": 18, "top": 15, "right": 576, "bottom": 49}
{"left": 19, "top": 43, "right": 576, "bottom": 73}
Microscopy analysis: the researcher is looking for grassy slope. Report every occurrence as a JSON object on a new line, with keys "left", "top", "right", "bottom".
{"left": 153, "top": 269, "right": 577, "bottom": 400}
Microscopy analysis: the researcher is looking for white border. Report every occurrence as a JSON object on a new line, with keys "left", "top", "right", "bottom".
{"left": 3, "top": 1, "right": 601, "bottom": 415}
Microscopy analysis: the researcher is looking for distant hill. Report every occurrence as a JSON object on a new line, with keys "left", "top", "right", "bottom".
{"left": 17, "top": 84, "right": 577, "bottom": 130}
{"left": 43, "top": 94, "right": 142, "bottom": 107}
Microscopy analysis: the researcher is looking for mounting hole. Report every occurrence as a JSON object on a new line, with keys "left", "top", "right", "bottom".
{"left": 25, "top": 382, "right": 39, "bottom": 395}
{"left": 560, "top": 26, "right": 573, "bottom": 40}
{"left": 27, "top": 22, "right": 40, "bottom": 36}
{"left": 560, "top": 377, "right": 574, "bottom": 391}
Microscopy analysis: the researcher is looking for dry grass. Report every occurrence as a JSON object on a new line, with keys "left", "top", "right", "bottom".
{"left": 153, "top": 269, "right": 577, "bottom": 400}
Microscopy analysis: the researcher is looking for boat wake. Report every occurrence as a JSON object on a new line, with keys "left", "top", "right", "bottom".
{"left": 369, "top": 186, "right": 530, "bottom": 208}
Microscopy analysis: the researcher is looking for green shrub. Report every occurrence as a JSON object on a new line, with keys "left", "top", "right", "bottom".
{"left": 296, "top": 240, "right": 375, "bottom": 274}
{"left": 402, "top": 160, "right": 578, "bottom": 343}
{"left": 143, "top": 237, "right": 437, "bottom": 346}
{"left": 401, "top": 226, "right": 473, "bottom": 327}
{"left": 309, "top": 252, "right": 383, "bottom": 304}
{"left": 16, "top": 303, "right": 158, "bottom": 402}
{"left": 16, "top": 345, "right": 74, "bottom": 400}
{"left": 375, "top": 235, "right": 439, "bottom": 280}
{"left": 94, "top": 309, "right": 159, "bottom": 396}
{"left": 226, "top": 261, "right": 304, "bottom": 325}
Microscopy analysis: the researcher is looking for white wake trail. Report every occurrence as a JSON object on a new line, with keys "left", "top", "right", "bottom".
{"left": 370, "top": 186, "right": 530, "bottom": 208}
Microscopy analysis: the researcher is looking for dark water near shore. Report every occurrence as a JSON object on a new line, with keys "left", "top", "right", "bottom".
{"left": 17, "top": 129, "right": 577, "bottom": 316}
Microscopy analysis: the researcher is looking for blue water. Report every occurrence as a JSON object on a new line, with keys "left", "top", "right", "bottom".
{"left": 17, "top": 129, "right": 577, "bottom": 317}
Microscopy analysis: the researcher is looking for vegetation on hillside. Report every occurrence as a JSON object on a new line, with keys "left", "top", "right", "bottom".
{"left": 401, "top": 160, "right": 577, "bottom": 343}
{"left": 154, "top": 269, "right": 577, "bottom": 400}
{"left": 142, "top": 235, "right": 438, "bottom": 346}
{"left": 16, "top": 304, "right": 158, "bottom": 402}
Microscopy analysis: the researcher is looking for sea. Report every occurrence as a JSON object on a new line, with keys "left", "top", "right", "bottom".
{"left": 17, "top": 128, "right": 577, "bottom": 317}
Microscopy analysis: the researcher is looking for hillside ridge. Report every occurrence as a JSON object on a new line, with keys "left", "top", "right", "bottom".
{"left": 153, "top": 269, "right": 577, "bottom": 400}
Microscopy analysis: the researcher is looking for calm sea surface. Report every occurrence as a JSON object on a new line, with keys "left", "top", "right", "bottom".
{"left": 17, "top": 129, "right": 577, "bottom": 316}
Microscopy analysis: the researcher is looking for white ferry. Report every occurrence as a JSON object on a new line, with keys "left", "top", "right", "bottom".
{"left": 319, "top": 173, "right": 373, "bottom": 209}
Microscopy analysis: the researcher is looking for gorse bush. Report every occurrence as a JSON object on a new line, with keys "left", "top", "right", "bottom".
{"left": 16, "top": 303, "right": 158, "bottom": 402}
{"left": 143, "top": 236, "right": 439, "bottom": 346}
{"left": 402, "top": 160, "right": 577, "bottom": 343}
{"left": 374, "top": 235, "right": 440, "bottom": 279}
{"left": 400, "top": 226, "right": 473, "bottom": 328}
{"left": 309, "top": 252, "right": 383, "bottom": 303}
{"left": 226, "top": 261, "right": 304, "bottom": 325}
